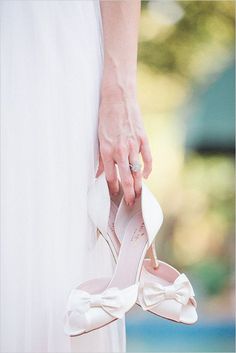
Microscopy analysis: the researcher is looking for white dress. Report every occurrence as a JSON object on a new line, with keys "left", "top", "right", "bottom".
{"left": 0, "top": 1, "right": 125, "bottom": 352}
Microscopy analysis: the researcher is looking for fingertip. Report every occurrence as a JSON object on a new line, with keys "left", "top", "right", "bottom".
{"left": 136, "top": 190, "right": 142, "bottom": 198}
{"left": 111, "top": 188, "right": 119, "bottom": 196}
{"left": 125, "top": 195, "right": 135, "bottom": 207}
{"left": 96, "top": 169, "right": 103, "bottom": 178}
{"left": 109, "top": 180, "right": 120, "bottom": 196}
{"left": 142, "top": 171, "right": 148, "bottom": 179}
{"left": 142, "top": 167, "right": 152, "bottom": 179}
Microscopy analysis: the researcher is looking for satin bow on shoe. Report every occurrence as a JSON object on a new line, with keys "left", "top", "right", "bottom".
{"left": 136, "top": 265, "right": 197, "bottom": 324}
{"left": 140, "top": 273, "right": 195, "bottom": 310}
{"left": 64, "top": 283, "right": 139, "bottom": 336}
{"left": 66, "top": 284, "right": 139, "bottom": 319}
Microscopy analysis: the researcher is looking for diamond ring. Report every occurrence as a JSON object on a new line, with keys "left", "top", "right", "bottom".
{"left": 129, "top": 161, "right": 142, "bottom": 173}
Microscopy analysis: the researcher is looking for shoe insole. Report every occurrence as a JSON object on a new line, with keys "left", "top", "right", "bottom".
{"left": 108, "top": 210, "right": 148, "bottom": 289}
{"left": 107, "top": 201, "right": 120, "bottom": 255}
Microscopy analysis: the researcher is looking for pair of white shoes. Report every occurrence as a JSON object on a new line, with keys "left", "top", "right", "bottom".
{"left": 64, "top": 172, "right": 198, "bottom": 336}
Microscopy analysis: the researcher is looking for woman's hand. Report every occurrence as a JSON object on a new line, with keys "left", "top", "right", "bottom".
{"left": 96, "top": 86, "right": 152, "bottom": 207}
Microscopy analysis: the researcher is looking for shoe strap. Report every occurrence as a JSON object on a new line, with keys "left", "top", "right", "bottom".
{"left": 114, "top": 182, "right": 163, "bottom": 247}
{"left": 141, "top": 182, "right": 163, "bottom": 246}
{"left": 87, "top": 172, "right": 111, "bottom": 236}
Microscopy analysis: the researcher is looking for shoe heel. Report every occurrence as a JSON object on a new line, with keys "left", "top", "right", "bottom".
{"left": 96, "top": 228, "right": 102, "bottom": 237}
{"left": 146, "top": 242, "right": 159, "bottom": 269}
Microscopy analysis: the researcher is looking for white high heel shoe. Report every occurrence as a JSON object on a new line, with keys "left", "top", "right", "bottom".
{"left": 86, "top": 172, "right": 198, "bottom": 325}
{"left": 64, "top": 173, "right": 163, "bottom": 336}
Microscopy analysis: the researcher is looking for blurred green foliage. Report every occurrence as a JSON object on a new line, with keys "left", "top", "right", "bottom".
{"left": 191, "top": 258, "right": 231, "bottom": 296}
{"left": 137, "top": 1, "right": 235, "bottom": 317}
{"left": 139, "top": 1, "right": 234, "bottom": 80}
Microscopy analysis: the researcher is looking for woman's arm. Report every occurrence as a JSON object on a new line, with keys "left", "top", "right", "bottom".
{"left": 97, "top": 0, "right": 152, "bottom": 207}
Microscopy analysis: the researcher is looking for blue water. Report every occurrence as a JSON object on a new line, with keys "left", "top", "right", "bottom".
{"left": 126, "top": 311, "right": 235, "bottom": 352}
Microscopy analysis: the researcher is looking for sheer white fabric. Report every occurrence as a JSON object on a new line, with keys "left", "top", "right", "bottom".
{"left": 0, "top": 1, "right": 125, "bottom": 352}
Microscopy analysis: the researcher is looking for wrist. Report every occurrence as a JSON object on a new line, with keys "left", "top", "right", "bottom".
{"left": 100, "top": 73, "right": 137, "bottom": 101}
{"left": 101, "top": 83, "right": 137, "bottom": 101}
{"left": 101, "top": 52, "right": 137, "bottom": 100}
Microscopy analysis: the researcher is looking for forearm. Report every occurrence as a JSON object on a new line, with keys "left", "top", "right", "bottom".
{"left": 99, "top": 0, "right": 141, "bottom": 97}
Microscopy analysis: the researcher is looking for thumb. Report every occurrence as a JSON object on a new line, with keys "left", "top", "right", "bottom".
{"left": 96, "top": 153, "right": 104, "bottom": 177}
